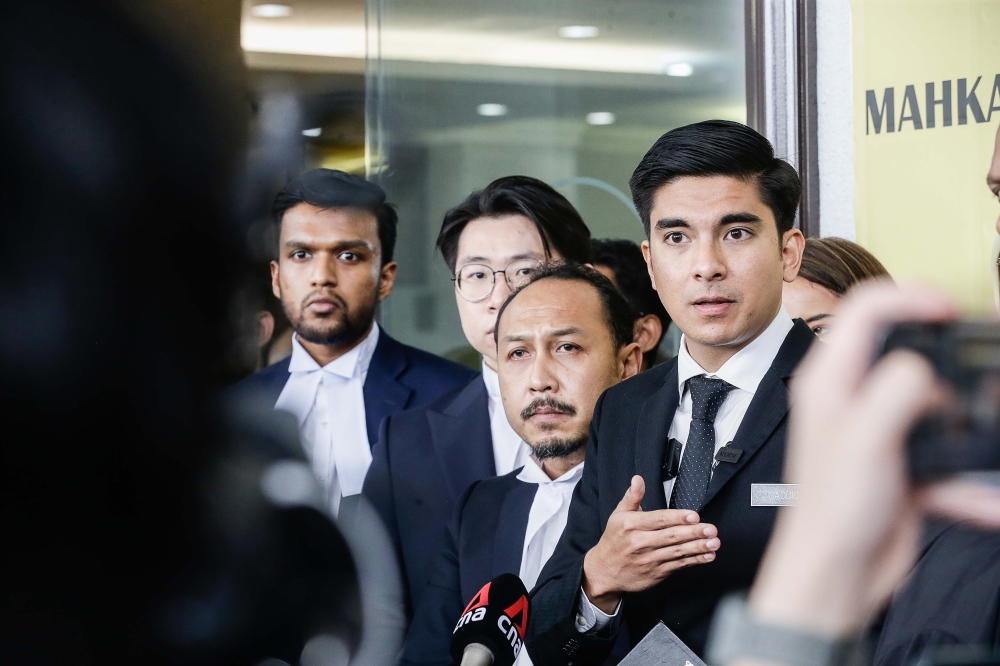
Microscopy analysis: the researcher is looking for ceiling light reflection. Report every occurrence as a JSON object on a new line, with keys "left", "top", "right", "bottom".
{"left": 664, "top": 62, "right": 694, "bottom": 77}
{"left": 586, "top": 112, "right": 616, "bottom": 125}
{"left": 241, "top": 24, "right": 709, "bottom": 76}
{"left": 250, "top": 3, "right": 293, "bottom": 18}
{"left": 558, "top": 25, "right": 599, "bottom": 39}
{"left": 477, "top": 103, "right": 508, "bottom": 117}
{"left": 302, "top": 127, "right": 322, "bottom": 137}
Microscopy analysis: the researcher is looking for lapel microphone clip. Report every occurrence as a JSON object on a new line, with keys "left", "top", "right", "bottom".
{"left": 663, "top": 440, "right": 744, "bottom": 482}
{"left": 661, "top": 438, "right": 682, "bottom": 481}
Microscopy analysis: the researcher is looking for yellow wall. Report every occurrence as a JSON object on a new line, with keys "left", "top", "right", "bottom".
{"left": 853, "top": 0, "right": 1000, "bottom": 313}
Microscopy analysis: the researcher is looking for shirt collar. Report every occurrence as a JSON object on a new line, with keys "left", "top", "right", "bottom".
{"left": 287, "top": 322, "right": 381, "bottom": 379}
{"left": 516, "top": 458, "right": 585, "bottom": 486}
{"left": 676, "top": 306, "right": 793, "bottom": 395}
{"left": 482, "top": 362, "right": 502, "bottom": 401}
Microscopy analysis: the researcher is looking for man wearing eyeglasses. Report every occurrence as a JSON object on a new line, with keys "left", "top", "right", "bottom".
{"left": 363, "top": 176, "right": 593, "bottom": 621}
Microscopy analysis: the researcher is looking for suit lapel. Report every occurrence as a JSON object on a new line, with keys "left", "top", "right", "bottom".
{"left": 492, "top": 479, "right": 537, "bottom": 576}
{"left": 635, "top": 362, "right": 679, "bottom": 511}
{"left": 702, "top": 319, "right": 815, "bottom": 506}
{"left": 427, "top": 377, "right": 495, "bottom": 501}
{"left": 363, "top": 333, "right": 413, "bottom": 446}
{"left": 264, "top": 357, "right": 291, "bottom": 407}
{"left": 702, "top": 368, "right": 787, "bottom": 505}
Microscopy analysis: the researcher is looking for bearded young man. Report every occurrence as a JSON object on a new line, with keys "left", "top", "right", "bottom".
{"left": 237, "top": 169, "right": 474, "bottom": 515}
{"left": 400, "top": 263, "right": 641, "bottom": 666}
{"left": 363, "top": 176, "right": 594, "bottom": 619}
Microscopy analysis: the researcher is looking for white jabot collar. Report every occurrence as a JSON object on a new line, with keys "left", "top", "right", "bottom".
{"left": 516, "top": 458, "right": 585, "bottom": 486}
{"left": 676, "top": 307, "right": 793, "bottom": 397}
{"left": 275, "top": 323, "right": 380, "bottom": 426}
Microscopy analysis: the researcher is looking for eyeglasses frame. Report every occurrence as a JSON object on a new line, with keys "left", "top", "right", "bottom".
{"left": 450, "top": 258, "right": 544, "bottom": 303}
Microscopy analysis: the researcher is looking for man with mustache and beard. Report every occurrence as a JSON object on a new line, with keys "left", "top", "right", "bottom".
{"left": 237, "top": 169, "right": 474, "bottom": 515}
{"left": 400, "top": 262, "right": 641, "bottom": 666}
{"left": 526, "top": 120, "right": 813, "bottom": 663}
{"left": 363, "top": 176, "right": 594, "bottom": 622}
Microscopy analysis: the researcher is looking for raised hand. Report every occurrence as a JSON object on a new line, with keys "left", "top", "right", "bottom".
{"left": 582, "top": 475, "right": 720, "bottom": 614}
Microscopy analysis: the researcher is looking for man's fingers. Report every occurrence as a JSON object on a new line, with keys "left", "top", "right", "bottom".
{"left": 646, "top": 536, "right": 720, "bottom": 565}
{"left": 613, "top": 475, "right": 646, "bottom": 514}
{"left": 656, "top": 551, "right": 718, "bottom": 577}
{"left": 853, "top": 350, "right": 945, "bottom": 457}
{"left": 633, "top": 522, "right": 716, "bottom": 550}
{"left": 627, "top": 508, "right": 701, "bottom": 531}
{"left": 918, "top": 478, "right": 1000, "bottom": 529}
{"left": 796, "top": 283, "right": 955, "bottom": 398}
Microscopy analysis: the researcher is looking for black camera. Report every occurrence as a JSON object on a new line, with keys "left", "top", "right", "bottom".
{"left": 880, "top": 321, "right": 1000, "bottom": 480}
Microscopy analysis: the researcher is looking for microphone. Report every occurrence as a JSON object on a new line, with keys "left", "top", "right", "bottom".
{"left": 450, "top": 573, "right": 531, "bottom": 666}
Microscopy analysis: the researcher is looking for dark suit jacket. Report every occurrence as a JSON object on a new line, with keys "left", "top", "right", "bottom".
{"left": 235, "top": 330, "right": 476, "bottom": 447}
{"left": 363, "top": 375, "right": 496, "bottom": 618}
{"left": 526, "top": 320, "right": 815, "bottom": 663}
{"left": 400, "top": 469, "right": 536, "bottom": 666}
{"left": 874, "top": 522, "right": 1000, "bottom": 665}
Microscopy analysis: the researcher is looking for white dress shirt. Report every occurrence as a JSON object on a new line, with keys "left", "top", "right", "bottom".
{"left": 662, "top": 307, "right": 794, "bottom": 500}
{"left": 576, "top": 308, "right": 794, "bottom": 632}
{"left": 515, "top": 459, "right": 585, "bottom": 666}
{"left": 483, "top": 364, "right": 532, "bottom": 475}
{"left": 274, "top": 324, "right": 380, "bottom": 516}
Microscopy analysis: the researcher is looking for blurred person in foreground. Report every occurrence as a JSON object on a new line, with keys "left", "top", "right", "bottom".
{"left": 0, "top": 2, "right": 375, "bottom": 663}
{"left": 705, "top": 283, "right": 1000, "bottom": 666}
{"left": 592, "top": 238, "right": 672, "bottom": 370}
{"left": 237, "top": 168, "right": 475, "bottom": 516}
{"left": 782, "top": 237, "right": 892, "bottom": 339}
{"left": 363, "top": 176, "right": 593, "bottom": 618}
{"left": 858, "top": 120, "right": 1000, "bottom": 666}
{"left": 526, "top": 120, "right": 810, "bottom": 662}
{"left": 400, "top": 263, "right": 641, "bottom": 666}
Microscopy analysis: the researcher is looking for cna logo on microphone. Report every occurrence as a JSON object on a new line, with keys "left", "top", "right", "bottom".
{"left": 453, "top": 580, "right": 530, "bottom": 658}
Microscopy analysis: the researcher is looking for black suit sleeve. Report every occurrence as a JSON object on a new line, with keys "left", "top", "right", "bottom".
{"left": 874, "top": 524, "right": 1000, "bottom": 666}
{"left": 362, "top": 415, "right": 410, "bottom": 610}
{"left": 400, "top": 482, "right": 480, "bottom": 666}
{"left": 526, "top": 393, "right": 619, "bottom": 666}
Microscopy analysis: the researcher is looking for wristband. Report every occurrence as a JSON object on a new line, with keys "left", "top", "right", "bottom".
{"left": 706, "top": 594, "right": 868, "bottom": 666}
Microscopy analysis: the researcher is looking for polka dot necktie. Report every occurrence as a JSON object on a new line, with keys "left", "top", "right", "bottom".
{"left": 669, "top": 375, "right": 735, "bottom": 511}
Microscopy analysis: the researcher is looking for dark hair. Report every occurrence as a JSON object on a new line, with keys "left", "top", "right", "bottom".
{"left": 494, "top": 262, "right": 634, "bottom": 351}
{"left": 591, "top": 239, "right": 669, "bottom": 366}
{"left": 436, "top": 176, "right": 593, "bottom": 272}
{"left": 591, "top": 239, "right": 669, "bottom": 325}
{"left": 798, "top": 237, "right": 892, "bottom": 295}
{"left": 272, "top": 168, "right": 398, "bottom": 265}
{"left": 629, "top": 120, "right": 802, "bottom": 238}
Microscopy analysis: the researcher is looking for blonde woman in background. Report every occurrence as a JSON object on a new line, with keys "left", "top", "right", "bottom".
{"left": 782, "top": 237, "right": 892, "bottom": 338}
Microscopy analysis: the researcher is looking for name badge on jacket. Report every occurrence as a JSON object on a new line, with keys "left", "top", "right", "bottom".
{"left": 750, "top": 484, "right": 799, "bottom": 506}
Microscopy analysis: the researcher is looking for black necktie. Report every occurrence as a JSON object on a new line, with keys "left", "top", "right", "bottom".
{"left": 669, "top": 375, "right": 735, "bottom": 510}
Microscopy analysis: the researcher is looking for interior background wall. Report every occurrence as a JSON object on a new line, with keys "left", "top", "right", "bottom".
{"left": 852, "top": 0, "right": 1000, "bottom": 314}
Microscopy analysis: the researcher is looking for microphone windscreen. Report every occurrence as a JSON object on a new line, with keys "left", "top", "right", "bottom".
{"left": 450, "top": 573, "right": 530, "bottom": 666}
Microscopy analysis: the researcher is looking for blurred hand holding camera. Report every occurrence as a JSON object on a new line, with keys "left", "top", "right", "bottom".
{"left": 745, "top": 284, "right": 1000, "bottom": 649}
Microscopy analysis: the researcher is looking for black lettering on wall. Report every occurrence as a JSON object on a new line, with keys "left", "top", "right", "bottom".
{"left": 958, "top": 77, "right": 986, "bottom": 124}
{"left": 867, "top": 87, "right": 895, "bottom": 134}
{"left": 898, "top": 84, "right": 923, "bottom": 130}
{"left": 925, "top": 80, "right": 952, "bottom": 128}
{"left": 988, "top": 74, "right": 1000, "bottom": 122}
{"left": 866, "top": 74, "right": 998, "bottom": 136}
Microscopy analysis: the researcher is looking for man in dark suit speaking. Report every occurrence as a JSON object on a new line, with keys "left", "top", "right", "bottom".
{"left": 526, "top": 120, "right": 814, "bottom": 662}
